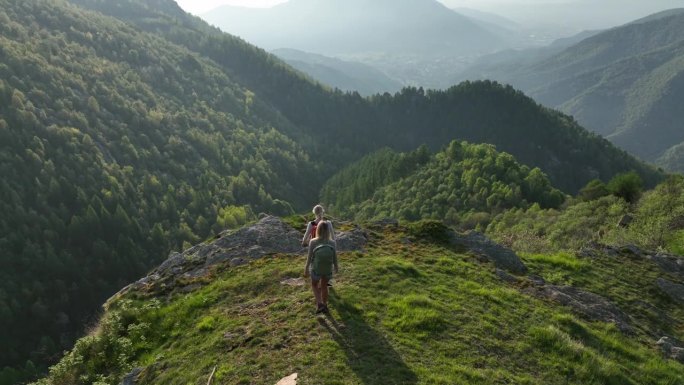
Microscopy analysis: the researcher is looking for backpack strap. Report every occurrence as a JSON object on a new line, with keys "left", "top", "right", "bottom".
{"left": 313, "top": 244, "right": 334, "bottom": 253}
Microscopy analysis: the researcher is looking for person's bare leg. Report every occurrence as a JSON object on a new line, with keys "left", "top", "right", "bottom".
{"left": 311, "top": 279, "right": 322, "bottom": 306}
{"left": 320, "top": 277, "right": 329, "bottom": 306}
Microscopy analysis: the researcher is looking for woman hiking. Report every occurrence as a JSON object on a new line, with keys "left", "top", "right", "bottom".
{"left": 301, "top": 205, "right": 335, "bottom": 247}
{"left": 304, "top": 220, "right": 338, "bottom": 314}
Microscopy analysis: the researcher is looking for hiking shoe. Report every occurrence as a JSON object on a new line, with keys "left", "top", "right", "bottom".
{"left": 322, "top": 304, "right": 330, "bottom": 314}
{"left": 327, "top": 282, "right": 333, "bottom": 287}
{"left": 315, "top": 303, "right": 325, "bottom": 314}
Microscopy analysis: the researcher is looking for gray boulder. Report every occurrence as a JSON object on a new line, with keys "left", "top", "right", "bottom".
{"left": 211, "top": 215, "right": 303, "bottom": 261}
{"left": 120, "top": 367, "right": 142, "bottom": 385}
{"left": 617, "top": 214, "right": 634, "bottom": 228}
{"left": 335, "top": 226, "right": 368, "bottom": 252}
{"left": 648, "top": 253, "right": 684, "bottom": 278}
{"left": 657, "top": 337, "right": 684, "bottom": 363}
{"left": 656, "top": 278, "right": 684, "bottom": 304}
{"left": 450, "top": 231, "right": 527, "bottom": 274}
{"left": 526, "top": 281, "right": 632, "bottom": 333}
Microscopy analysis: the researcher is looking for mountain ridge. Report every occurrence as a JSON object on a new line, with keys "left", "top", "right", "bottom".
{"left": 202, "top": 0, "right": 507, "bottom": 56}
{"left": 455, "top": 9, "right": 684, "bottom": 170}
{"left": 31, "top": 215, "right": 684, "bottom": 384}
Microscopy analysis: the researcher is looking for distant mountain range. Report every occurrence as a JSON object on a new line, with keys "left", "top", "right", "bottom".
{"left": 272, "top": 48, "right": 403, "bottom": 95}
{"left": 202, "top": 0, "right": 509, "bottom": 56}
{"left": 201, "top": 0, "right": 520, "bottom": 87}
{"left": 455, "top": 8, "right": 684, "bottom": 171}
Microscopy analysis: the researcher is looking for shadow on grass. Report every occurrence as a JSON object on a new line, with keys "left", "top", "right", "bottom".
{"left": 318, "top": 290, "right": 418, "bottom": 385}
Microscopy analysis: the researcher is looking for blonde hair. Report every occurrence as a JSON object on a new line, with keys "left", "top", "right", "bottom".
{"left": 315, "top": 221, "right": 332, "bottom": 241}
{"left": 313, "top": 204, "right": 324, "bottom": 216}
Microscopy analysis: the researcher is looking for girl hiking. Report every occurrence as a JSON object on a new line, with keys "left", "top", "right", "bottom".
{"left": 304, "top": 220, "right": 338, "bottom": 314}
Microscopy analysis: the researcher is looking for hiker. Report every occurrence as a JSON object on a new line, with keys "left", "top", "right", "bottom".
{"left": 302, "top": 204, "right": 336, "bottom": 287}
{"left": 301, "top": 204, "right": 336, "bottom": 247}
{"left": 304, "top": 220, "right": 339, "bottom": 314}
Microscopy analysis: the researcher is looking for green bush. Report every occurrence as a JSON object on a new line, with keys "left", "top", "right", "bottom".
{"left": 607, "top": 172, "right": 643, "bottom": 203}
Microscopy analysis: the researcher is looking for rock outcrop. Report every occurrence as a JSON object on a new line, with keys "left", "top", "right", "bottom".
{"left": 119, "top": 367, "right": 142, "bottom": 385}
{"left": 451, "top": 231, "right": 527, "bottom": 274}
{"left": 524, "top": 278, "right": 632, "bottom": 333}
{"left": 657, "top": 337, "right": 684, "bottom": 363}
{"left": 578, "top": 243, "right": 684, "bottom": 277}
{"left": 275, "top": 373, "right": 298, "bottom": 385}
{"left": 106, "top": 216, "right": 367, "bottom": 306}
{"left": 656, "top": 278, "right": 684, "bottom": 304}
{"left": 648, "top": 253, "right": 684, "bottom": 279}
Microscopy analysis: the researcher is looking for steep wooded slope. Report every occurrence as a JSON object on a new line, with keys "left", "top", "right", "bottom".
{"left": 0, "top": 0, "right": 318, "bottom": 378}
{"left": 322, "top": 141, "right": 566, "bottom": 226}
{"left": 73, "top": 0, "right": 663, "bottom": 192}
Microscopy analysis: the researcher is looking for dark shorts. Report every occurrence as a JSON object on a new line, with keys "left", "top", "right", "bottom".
{"left": 311, "top": 270, "right": 332, "bottom": 281}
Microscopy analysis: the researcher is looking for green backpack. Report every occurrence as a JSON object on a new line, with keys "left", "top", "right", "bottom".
{"left": 313, "top": 244, "right": 335, "bottom": 276}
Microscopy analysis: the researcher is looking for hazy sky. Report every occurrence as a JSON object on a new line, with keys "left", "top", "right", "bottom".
{"left": 176, "top": 0, "right": 287, "bottom": 14}
{"left": 177, "top": 0, "right": 684, "bottom": 30}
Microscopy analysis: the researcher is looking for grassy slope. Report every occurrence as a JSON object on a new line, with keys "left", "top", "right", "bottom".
{"left": 36, "top": 222, "right": 683, "bottom": 385}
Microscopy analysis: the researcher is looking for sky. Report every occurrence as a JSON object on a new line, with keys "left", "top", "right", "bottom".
{"left": 176, "top": 0, "right": 684, "bottom": 31}
{"left": 176, "top": 0, "right": 287, "bottom": 14}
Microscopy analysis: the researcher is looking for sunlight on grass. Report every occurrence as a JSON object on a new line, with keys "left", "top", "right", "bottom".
{"left": 384, "top": 294, "right": 447, "bottom": 336}
{"left": 521, "top": 251, "right": 589, "bottom": 271}
{"left": 666, "top": 229, "right": 684, "bottom": 255}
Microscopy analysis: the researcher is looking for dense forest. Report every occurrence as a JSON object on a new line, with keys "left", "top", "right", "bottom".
{"left": 0, "top": 0, "right": 668, "bottom": 383}
{"left": 0, "top": 1, "right": 317, "bottom": 382}
{"left": 72, "top": 0, "right": 664, "bottom": 193}
{"left": 323, "top": 142, "right": 566, "bottom": 228}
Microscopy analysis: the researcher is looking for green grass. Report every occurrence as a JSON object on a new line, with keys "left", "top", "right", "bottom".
{"left": 521, "top": 252, "right": 589, "bottom": 272}
{"left": 666, "top": 229, "right": 684, "bottom": 255}
{"left": 35, "top": 225, "right": 684, "bottom": 385}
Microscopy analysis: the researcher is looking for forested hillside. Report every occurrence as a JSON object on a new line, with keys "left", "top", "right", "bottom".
{"left": 0, "top": 1, "right": 318, "bottom": 382}
{"left": 0, "top": 0, "right": 667, "bottom": 383}
{"left": 272, "top": 48, "right": 404, "bottom": 96}
{"left": 323, "top": 142, "right": 566, "bottom": 227}
{"left": 73, "top": 0, "right": 664, "bottom": 193}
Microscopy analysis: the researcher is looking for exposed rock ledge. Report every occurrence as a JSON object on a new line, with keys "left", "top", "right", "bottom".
{"left": 106, "top": 216, "right": 367, "bottom": 307}
{"left": 656, "top": 278, "right": 684, "bottom": 305}
{"left": 518, "top": 276, "right": 633, "bottom": 333}
{"left": 451, "top": 231, "right": 527, "bottom": 274}
{"left": 657, "top": 337, "right": 684, "bottom": 363}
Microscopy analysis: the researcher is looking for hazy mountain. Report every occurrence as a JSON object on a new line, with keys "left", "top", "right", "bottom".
{"left": 272, "top": 48, "right": 403, "bottom": 95}
{"left": 453, "top": 29, "right": 603, "bottom": 85}
{"left": 628, "top": 7, "right": 684, "bottom": 24}
{"left": 202, "top": 0, "right": 508, "bottom": 56}
{"left": 200, "top": 0, "right": 515, "bottom": 86}
{"left": 455, "top": 9, "right": 684, "bottom": 170}
{"left": 452, "top": 7, "right": 520, "bottom": 31}
{"left": 657, "top": 142, "right": 684, "bottom": 173}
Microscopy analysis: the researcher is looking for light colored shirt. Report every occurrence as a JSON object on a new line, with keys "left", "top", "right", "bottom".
{"left": 302, "top": 219, "right": 336, "bottom": 246}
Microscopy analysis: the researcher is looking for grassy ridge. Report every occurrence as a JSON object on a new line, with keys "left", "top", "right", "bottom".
{"left": 34, "top": 223, "right": 683, "bottom": 385}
